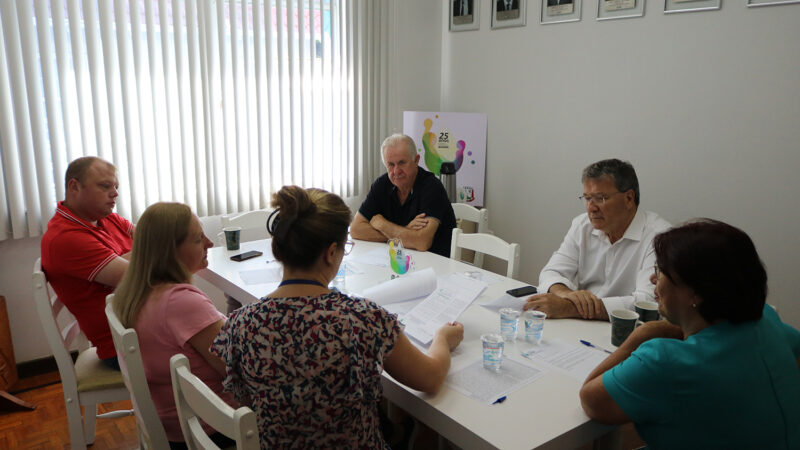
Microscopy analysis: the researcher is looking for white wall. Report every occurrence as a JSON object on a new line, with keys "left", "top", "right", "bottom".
{"left": 389, "top": 0, "right": 444, "bottom": 131}
{"left": 0, "top": 237, "right": 48, "bottom": 362}
{"left": 439, "top": 0, "right": 800, "bottom": 326}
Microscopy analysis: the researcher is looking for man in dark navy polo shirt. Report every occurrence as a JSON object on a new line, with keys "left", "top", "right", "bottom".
{"left": 351, "top": 134, "right": 457, "bottom": 257}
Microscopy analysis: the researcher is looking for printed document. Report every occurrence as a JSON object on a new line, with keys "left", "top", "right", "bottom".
{"left": 403, "top": 273, "right": 487, "bottom": 344}
{"left": 520, "top": 338, "right": 607, "bottom": 381}
{"left": 239, "top": 264, "right": 282, "bottom": 285}
{"left": 480, "top": 293, "right": 528, "bottom": 313}
{"left": 446, "top": 358, "right": 545, "bottom": 404}
{"left": 462, "top": 270, "right": 503, "bottom": 285}
{"left": 349, "top": 248, "right": 389, "bottom": 267}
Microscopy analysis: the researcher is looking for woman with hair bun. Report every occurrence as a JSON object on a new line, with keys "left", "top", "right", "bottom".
{"left": 212, "top": 186, "right": 463, "bottom": 448}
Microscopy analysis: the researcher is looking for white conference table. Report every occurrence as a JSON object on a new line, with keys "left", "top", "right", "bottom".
{"left": 198, "top": 239, "right": 619, "bottom": 450}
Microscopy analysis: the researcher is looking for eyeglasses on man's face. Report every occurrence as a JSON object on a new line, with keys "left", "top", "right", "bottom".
{"left": 343, "top": 240, "right": 355, "bottom": 255}
{"left": 578, "top": 191, "right": 623, "bottom": 206}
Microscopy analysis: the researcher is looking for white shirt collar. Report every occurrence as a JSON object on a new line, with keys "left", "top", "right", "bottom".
{"left": 591, "top": 208, "right": 645, "bottom": 243}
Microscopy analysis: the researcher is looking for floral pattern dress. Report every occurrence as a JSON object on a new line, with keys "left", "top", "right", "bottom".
{"left": 211, "top": 291, "right": 402, "bottom": 449}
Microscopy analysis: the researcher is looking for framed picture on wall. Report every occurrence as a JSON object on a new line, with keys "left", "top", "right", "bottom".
{"left": 597, "top": 0, "right": 645, "bottom": 20}
{"left": 450, "top": 0, "right": 481, "bottom": 31}
{"left": 541, "top": 0, "right": 582, "bottom": 23}
{"left": 492, "top": 0, "right": 527, "bottom": 29}
{"left": 664, "top": 0, "right": 720, "bottom": 14}
{"left": 747, "top": 0, "right": 799, "bottom": 7}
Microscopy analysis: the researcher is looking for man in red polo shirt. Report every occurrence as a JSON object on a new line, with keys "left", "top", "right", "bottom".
{"left": 41, "top": 157, "right": 134, "bottom": 368}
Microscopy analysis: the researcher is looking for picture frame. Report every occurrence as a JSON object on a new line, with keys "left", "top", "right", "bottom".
{"left": 492, "top": 0, "right": 527, "bottom": 29}
{"left": 747, "top": 0, "right": 799, "bottom": 7}
{"left": 450, "top": 0, "right": 481, "bottom": 31}
{"left": 541, "top": 0, "right": 582, "bottom": 24}
{"left": 597, "top": 0, "right": 645, "bottom": 20}
{"left": 664, "top": 0, "right": 720, "bottom": 14}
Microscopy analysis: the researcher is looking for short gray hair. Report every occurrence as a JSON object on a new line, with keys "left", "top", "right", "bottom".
{"left": 581, "top": 159, "right": 640, "bottom": 206}
{"left": 380, "top": 134, "right": 417, "bottom": 164}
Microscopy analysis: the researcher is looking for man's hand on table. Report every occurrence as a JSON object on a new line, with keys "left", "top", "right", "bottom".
{"left": 562, "top": 290, "right": 606, "bottom": 320}
{"left": 522, "top": 293, "right": 581, "bottom": 319}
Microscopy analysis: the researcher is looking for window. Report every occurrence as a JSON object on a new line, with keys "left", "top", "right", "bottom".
{"left": 0, "top": 0, "right": 388, "bottom": 240}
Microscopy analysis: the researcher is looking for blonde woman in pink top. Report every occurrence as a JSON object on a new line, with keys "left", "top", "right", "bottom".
{"left": 113, "top": 202, "right": 236, "bottom": 448}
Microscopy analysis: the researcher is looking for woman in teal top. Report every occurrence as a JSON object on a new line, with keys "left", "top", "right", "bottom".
{"left": 580, "top": 219, "right": 800, "bottom": 449}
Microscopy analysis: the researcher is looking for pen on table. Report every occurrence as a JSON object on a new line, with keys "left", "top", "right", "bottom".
{"left": 580, "top": 339, "right": 613, "bottom": 354}
{"left": 492, "top": 396, "right": 507, "bottom": 405}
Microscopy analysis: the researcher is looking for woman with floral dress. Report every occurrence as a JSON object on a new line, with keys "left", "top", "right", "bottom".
{"left": 212, "top": 185, "right": 464, "bottom": 448}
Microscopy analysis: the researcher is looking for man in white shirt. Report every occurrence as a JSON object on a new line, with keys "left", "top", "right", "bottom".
{"left": 524, "top": 159, "right": 670, "bottom": 320}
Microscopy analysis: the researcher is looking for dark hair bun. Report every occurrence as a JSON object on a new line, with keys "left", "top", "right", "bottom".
{"left": 269, "top": 186, "right": 351, "bottom": 269}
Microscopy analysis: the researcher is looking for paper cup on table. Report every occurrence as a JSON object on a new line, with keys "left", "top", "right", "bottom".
{"left": 634, "top": 300, "right": 660, "bottom": 322}
{"left": 610, "top": 309, "right": 640, "bottom": 346}
{"left": 223, "top": 226, "right": 242, "bottom": 250}
{"left": 633, "top": 300, "right": 658, "bottom": 322}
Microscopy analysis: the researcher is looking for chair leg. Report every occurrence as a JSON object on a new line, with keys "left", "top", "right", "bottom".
{"left": 64, "top": 398, "right": 88, "bottom": 450}
{"left": 83, "top": 403, "right": 98, "bottom": 445}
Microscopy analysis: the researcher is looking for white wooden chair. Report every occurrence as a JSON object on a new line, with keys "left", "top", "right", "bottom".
{"left": 451, "top": 203, "right": 489, "bottom": 267}
{"left": 105, "top": 295, "right": 170, "bottom": 450}
{"left": 170, "top": 354, "right": 259, "bottom": 450}
{"left": 217, "top": 210, "right": 271, "bottom": 246}
{"left": 450, "top": 229, "right": 520, "bottom": 279}
{"left": 32, "top": 259, "right": 133, "bottom": 450}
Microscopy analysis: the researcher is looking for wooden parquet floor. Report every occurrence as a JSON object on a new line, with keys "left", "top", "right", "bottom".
{"left": 0, "top": 373, "right": 139, "bottom": 449}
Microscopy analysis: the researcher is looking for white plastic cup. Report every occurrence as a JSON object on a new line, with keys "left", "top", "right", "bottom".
{"left": 332, "top": 263, "right": 346, "bottom": 289}
{"left": 499, "top": 308, "right": 521, "bottom": 341}
{"left": 522, "top": 310, "right": 547, "bottom": 344}
{"left": 481, "top": 333, "right": 504, "bottom": 372}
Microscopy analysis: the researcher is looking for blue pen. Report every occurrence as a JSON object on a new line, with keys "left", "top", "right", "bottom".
{"left": 580, "top": 339, "right": 613, "bottom": 354}
{"left": 492, "top": 396, "right": 507, "bottom": 405}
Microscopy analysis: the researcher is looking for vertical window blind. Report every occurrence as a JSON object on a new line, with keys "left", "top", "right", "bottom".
{"left": 0, "top": 0, "right": 389, "bottom": 241}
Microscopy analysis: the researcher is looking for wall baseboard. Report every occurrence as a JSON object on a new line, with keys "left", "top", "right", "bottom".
{"left": 17, "top": 351, "right": 78, "bottom": 379}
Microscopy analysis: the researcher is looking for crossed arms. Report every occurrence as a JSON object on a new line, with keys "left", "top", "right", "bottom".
{"left": 94, "top": 225, "right": 135, "bottom": 287}
{"left": 350, "top": 212, "right": 440, "bottom": 252}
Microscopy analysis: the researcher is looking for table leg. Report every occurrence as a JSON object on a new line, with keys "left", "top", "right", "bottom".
{"left": 593, "top": 427, "right": 622, "bottom": 450}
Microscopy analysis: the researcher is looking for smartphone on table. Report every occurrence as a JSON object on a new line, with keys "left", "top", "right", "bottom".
{"left": 230, "top": 250, "right": 263, "bottom": 262}
{"left": 506, "top": 285, "right": 537, "bottom": 297}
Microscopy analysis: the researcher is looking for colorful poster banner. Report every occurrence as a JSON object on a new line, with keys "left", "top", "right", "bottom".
{"left": 403, "top": 111, "right": 488, "bottom": 207}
